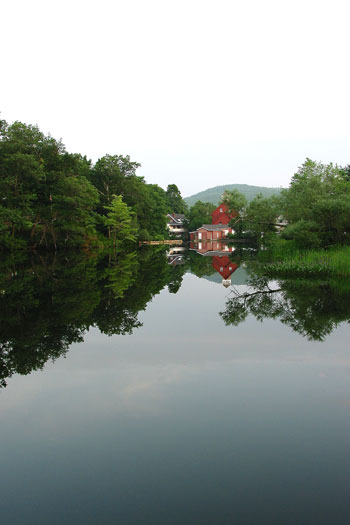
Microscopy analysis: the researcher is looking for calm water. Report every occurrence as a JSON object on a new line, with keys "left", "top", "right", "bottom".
{"left": 1, "top": 245, "right": 350, "bottom": 524}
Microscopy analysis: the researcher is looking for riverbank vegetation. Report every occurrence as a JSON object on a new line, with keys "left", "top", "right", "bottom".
{"left": 224, "top": 159, "right": 350, "bottom": 247}
{"left": 3, "top": 116, "right": 350, "bottom": 259}
{"left": 213, "top": 159, "right": 350, "bottom": 275}
{"left": 257, "top": 241, "right": 350, "bottom": 278}
{"left": 0, "top": 119, "right": 187, "bottom": 250}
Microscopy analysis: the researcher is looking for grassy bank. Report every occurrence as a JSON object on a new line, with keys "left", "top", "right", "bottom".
{"left": 259, "top": 240, "right": 350, "bottom": 278}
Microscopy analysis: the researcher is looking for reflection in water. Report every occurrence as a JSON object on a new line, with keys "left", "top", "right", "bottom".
{"left": 1, "top": 244, "right": 350, "bottom": 386}
{"left": 166, "top": 246, "right": 185, "bottom": 266}
{"left": 221, "top": 274, "right": 350, "bottom": 341}
{"left": 0, "top": 247, "right": 186, "bottom": 387}
{"left": 2, "top": 244, "right": 350, "bottom": 525}
{"left": 190, "top": 240, "right": 238, "bottom": 287}
{"left": 190, "top": 241, "right": 350, "bottom": 341}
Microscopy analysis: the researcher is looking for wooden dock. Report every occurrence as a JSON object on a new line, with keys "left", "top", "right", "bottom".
{"left": 139, "top": 240, "right": 183, "bottom": 246}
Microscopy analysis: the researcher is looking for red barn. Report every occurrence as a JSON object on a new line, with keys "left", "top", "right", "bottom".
{"left": 189, "top": 241, "right": 238, "bottom": 286}
{"left": 190, "top": 224, "right": 233, "bottom": 242}
{"left": 189, "top": 202, "right": 237, "bottom": 244}
{"left": 211, "top": 203, "right": 237, "bottom": 225}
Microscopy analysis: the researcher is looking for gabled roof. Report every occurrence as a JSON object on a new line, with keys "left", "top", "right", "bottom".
{"left": 167, "top": 213, "right": 185, "bottom": 223}
{"left": 198, "top": 224, "right": 232, "bottom": 231}
{"left": 212, "top": 202, "right": 229, "bottom": 213}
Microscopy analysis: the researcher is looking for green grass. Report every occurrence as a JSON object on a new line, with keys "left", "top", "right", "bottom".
{"left": 259, "top": 241, "right": 350, "bottom": 278}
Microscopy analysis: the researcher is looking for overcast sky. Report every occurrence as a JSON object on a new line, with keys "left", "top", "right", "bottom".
{"left": 2, "top": 0, "right": 349, "bottom": 196}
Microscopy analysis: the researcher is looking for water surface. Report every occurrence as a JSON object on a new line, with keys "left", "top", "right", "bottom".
{"left": 1, "top": 246, "right": 350, "bottom": 524}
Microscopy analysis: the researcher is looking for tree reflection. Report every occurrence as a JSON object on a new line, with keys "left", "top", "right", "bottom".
{"left": 221, "top": 274, "right": 350, "bottom": 341}
{"left": 2, "top": 247, "right": 350, "bottom": 387}
{"left": 0, "top": 247, "right": 187, "bottom": 387}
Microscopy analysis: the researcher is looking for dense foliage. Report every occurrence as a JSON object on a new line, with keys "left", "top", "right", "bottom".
{"left": 221, "top": 159, "right": 350, "bottom": 248}
{"left": 187, "top": 200, "right": 216, "bottom": 232}
{"left": 2, "top": 117, "right": 348, "bottom": 252}
{"left": 0, "top": 119, "right": 186, "bottom": 249}
{"left": 166, "top": 184, "right": 188, "bottom": 214}
{"left": 280, "top": 159, "right": 350, "bottom": 248}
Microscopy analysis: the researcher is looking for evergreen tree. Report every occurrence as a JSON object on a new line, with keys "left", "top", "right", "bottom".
{"left": 166, "top": 184, "right": 187, "bottom": 214}
{"left": 103, "top": 195, "right": 138, "bottom": 247}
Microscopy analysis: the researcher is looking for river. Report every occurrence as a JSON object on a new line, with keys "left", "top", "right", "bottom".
{"left": 1, "top": 245, "right": 350, "bottom": 524}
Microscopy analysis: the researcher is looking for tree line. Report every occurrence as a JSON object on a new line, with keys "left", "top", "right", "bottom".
{"left": 3, "top": 118, "right": 348, "bottom": 251}
{"left": 191, "top": 159, "right": 350, "bottom": 248}
{"left": 0, "top": 119, "right": 187, "bottom": 250}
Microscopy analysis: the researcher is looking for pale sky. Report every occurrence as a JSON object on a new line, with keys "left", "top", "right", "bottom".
{"left": 2, "top": 0, "right": 349, "bottom": 196}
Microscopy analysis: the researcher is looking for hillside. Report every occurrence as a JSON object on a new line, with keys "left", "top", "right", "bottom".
{"left": 184, "top": 184, "right": 283, "bottom": 208}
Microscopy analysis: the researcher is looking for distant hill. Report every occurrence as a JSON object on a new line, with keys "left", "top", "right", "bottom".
{"left": 184, "top": 184, "right": 283, "bottom": 208}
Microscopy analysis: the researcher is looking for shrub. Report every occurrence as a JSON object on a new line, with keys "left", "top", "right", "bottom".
{"left": 282, "top": 220, "right": 321, "bottom": 249}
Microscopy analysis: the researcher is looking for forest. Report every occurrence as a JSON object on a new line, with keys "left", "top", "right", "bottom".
{"left": 0, "top": 119, "right": 187, "bottom": 250}
{"left": 2, "top": 118, "right": 350, "bottom": 254}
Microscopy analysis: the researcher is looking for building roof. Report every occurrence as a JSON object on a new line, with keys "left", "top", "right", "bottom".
{"left": 198, "top": 224, "right": 231, "bottom": 231}
{"left": 167, "top": 213, "right": 185, "bottom": 224}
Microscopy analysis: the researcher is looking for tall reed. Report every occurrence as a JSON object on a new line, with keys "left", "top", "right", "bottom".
{"left": 259, "top": 241, "right": 350, "bottom": 278}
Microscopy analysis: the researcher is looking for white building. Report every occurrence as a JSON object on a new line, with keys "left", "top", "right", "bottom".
{"left": 166, "top": 213, "right": 186, "bottom": 237}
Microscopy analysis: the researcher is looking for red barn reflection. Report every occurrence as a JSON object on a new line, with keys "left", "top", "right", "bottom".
{"left": 190, "top": 241, "right": 238, "bottom": 286}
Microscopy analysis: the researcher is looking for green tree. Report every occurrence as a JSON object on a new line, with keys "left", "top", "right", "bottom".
{"left": 166, "top": 184, "right": 187, "bottom": 214}
{"left": 103, "top": 195, "right": 138, "bottom": 247}
{"left": 188, "top": 201, "right": 216, "bottom": 231}
{"left": 130, "top": 183, "right": 168, "bottom": 240}
{"left": 281, "top": 159, "right": 350, "bottom": 247}
{"left": 220, "top": 190, "right": 248, "bottom": 238}
{"left": 339, "top": 164, "right": 350, "bottom": 182}
{"left": 49, "top": 175, "right": 99, "bottom": 248}
{"left": 221, "top": 189, "right": 247, "bottom": 215}
{"left": 90, "top": 154, "right": 141, "bottom": 209}
{"left": 0, "top": 117, "right": 190, "bottom": 248}
{"left": 91, "top": 155, "right": 169, "bottom": 240}
{"left": 241, "top": 194, "right": 282, "bottom": 243}
{"left": 0, "top": 120, "right": 100, "bottom": 249}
